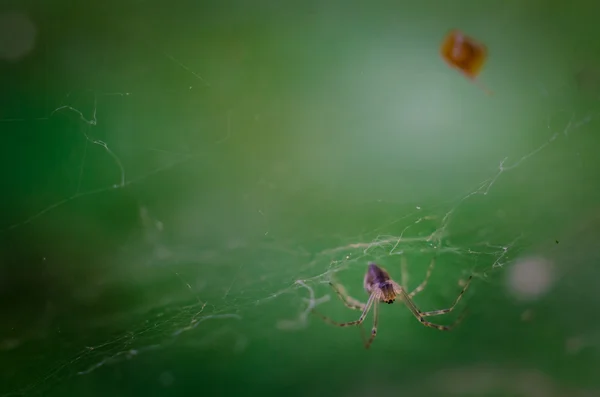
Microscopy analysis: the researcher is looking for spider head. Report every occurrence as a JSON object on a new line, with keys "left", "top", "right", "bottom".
{"left": 379, "top": 283, "right": 397, "bottom": 304}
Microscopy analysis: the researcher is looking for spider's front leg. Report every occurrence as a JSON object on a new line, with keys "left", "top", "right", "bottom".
{"left": 312, "top": 293, "right": 376, "bottom": 328}
{"left": 359, "top": 300, "right": 380, "bottom": 349}
{"left": 328, "top": 280, "right": 367, "bottom": 311}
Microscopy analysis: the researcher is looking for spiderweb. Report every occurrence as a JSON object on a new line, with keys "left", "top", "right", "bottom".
{"left": 1, "top": 6, "right": 600, "bottom": 397}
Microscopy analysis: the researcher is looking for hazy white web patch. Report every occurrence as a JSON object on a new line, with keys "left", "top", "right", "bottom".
{"left": 277, "top": 280, "right": 330, "bottom": 331}
{"left": 506, "top": 256, "right": 555, "bottom": 301}
{"left": 0, "top": 11, "right": 36, "bottom": 61}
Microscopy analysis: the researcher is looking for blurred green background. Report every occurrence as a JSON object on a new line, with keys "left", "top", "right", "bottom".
{"left": 2, "top": 1, "right": 600, "bottom": 396}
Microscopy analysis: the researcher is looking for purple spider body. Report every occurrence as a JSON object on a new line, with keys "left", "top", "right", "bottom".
{"left": 365, "top": 263, "right": 397, "bottom": 304}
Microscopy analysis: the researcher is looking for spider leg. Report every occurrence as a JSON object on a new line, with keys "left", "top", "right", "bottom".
{"left": 408, "top": 257, "right": 436, "bottom": 298}
{"left": 394, "top": 275, "right": 473, "bottom": 331}
{"left": 312, "top": 293, "right": 376, "bottom": 327}
{"left": 400, "top": 257, "right": 409, "bottom": 291}
{"left": 360, "top": 300, "right": 379, "bottom": 349}
{"left": 418, "top": 275, "right": 472, "bottom": 317}
{"left": 328, "top": 281, "right": 366, "bottom": 311}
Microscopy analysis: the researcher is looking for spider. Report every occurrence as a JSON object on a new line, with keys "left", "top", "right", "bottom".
{"left": 312, "top": 259, "right": 472, "bottom": 349}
